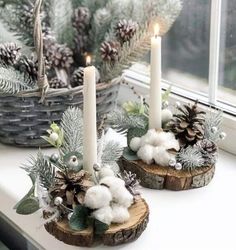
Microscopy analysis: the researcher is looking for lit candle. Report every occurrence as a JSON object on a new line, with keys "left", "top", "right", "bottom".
{"left": 83, "top": 56, "right": 97, "bottom": 179}
{"left": 149, "top": 24, "right": 162, "bottom": 130}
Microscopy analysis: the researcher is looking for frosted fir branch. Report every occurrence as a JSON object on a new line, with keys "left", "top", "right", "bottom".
{"left": 204, "top": 110, "right": 223, "bottom": 143}
{"left": 60, "top": 107, "right": 84, "bottom": 155}
{"left": 107, "top": 108, "right": 148, "bottom": 133}
{"left": 0, "top": 66, "right": 36, "bottom": 94}
{"left": 101, "top": 140, "right": 123, "bottom": 165}
{"left": 22, "top": 150, "right": 55, "bottom": 190}
{"left": 176, "top": 146, "right": 205, "bottom": 170}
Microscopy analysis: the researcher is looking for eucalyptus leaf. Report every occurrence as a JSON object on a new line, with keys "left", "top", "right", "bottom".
{"left": 94, "top": 219, "right": 109, "bottom": 235}
{"left": 14, "top": 185, "right": 34, "bottom": 210}
{"left": 123, "top": 147, "right": 139, "bottom": 161}
{"left": 69, "top": 205, "right": 89, "bottom": 231}
{"left": 16, "top": 197, "right": 40, "bottom": 215}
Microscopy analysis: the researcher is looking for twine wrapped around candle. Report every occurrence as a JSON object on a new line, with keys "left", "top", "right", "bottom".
{"left": 33, "top": 0, "right": 49, "bottom": 103}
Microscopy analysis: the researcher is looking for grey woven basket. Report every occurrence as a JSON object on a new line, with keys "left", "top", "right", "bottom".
{"left": 0, "top": 81, "right": 120, "bottom": 147}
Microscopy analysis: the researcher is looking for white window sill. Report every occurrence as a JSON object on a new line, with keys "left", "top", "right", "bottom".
{"left": 0, "top": 130, "right": 236, "bottom": 250}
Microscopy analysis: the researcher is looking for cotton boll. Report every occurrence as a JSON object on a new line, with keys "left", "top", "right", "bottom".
{"left": 140, "top": 129, "right": 158, "bottom": 146}
{"left": 92, "top": 206, "right": 113, "bottom": 225}
{"left": 153, "top": 146, "right": 172, "bottom": 167}
{"left": 162, "top": 132, "right": 180, "bottom": 151}
{"left": 111, "top": 204, "right": 130, "bottom": 223}
{"left": 162, "top": 109, "right": 173, "bottom": 124}
{"left": 98, "top": 166, "right": 115, "bottom": 180}
{"left": 84, "top": 185, "right": 112, "bottom": 209}
{"left": 137, "top": 144, "right": 154, "bottom": 165}
{"left": 130, "top": 137, "right": 141, "bottom": 152}
{"left": 100, "top": 177, "right": 133, "bottom": 207}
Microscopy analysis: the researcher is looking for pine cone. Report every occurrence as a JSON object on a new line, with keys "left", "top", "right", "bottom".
{"left": 100, "top": 41, "right": 120, "bottom": 63}
{"left": 0, "top": 43, "right": 21, "bottom": 65}
{"left": 72, "top": 7, "right": 91, "bottom": 32}
{"left": 71, "top": 67, "right": 100, "bottom": 87}
{"left": 117, "top": 170, "right": 140, "bottom": 197}
{"left": 49, "top": 77, "right": 67, "bottom": 89}
{"left": 196, "top": 139, "right": 218, "bottom": 166}
{"left": 14, "top": 56, "right": 38, "bottom": 81}
{"left": 168, "top": 101, "right": 206, "bottom": 145}
{"left": 49, "top": 170, "right": 93, "bottom": 206}
{"left": 115, "top": 19, "right": 138, "bottom": 43}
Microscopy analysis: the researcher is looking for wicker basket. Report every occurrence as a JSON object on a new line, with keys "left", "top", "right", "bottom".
{"left": 0, "top": 0, "right": 120, "bottom": 147}
{"left": 0, "top": 81, "right": 119, "bottom": 147}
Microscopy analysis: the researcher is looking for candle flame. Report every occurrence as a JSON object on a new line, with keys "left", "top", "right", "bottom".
{"left": 86, "top": 56, "right": 92, "bottom": 66}
{"left": 154, "top": 24, "right": 160, "bottom": 37}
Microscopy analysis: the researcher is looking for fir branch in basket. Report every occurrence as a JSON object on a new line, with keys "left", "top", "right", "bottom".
{"left": 60, "top": 107, "right": 84, "bottom": 156}
{"left": 100, "top": 26, "right": 151, "bottom": 82}
{"left": 22, "top": 150, "right": 55, "bottom": 190}
{"left": 0, "top": 66, "right": 36, "bottom": 94}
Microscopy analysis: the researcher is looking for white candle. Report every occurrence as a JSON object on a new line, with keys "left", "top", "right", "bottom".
{"left": 149, "top": 24, "right": 162, "bottom": 130}
{"left": 83, "top": 56, "right": 97, "bottom": 179}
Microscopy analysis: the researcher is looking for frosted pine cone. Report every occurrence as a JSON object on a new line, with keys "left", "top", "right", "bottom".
{"left": 71, "top": 67, "right": 100, "bottom": 87}
{"left": 49, "top": 77, "right": 67, "bottom": 89}
{"left": 72, "top": 7, "right": 91, "bottom": 31}
{"left": 100, "top": 41, "right": 119, "bottom": 63}
{"left": 14, "top": 56, "right": 38, "bottom": 81}
{"left": 115, "top": 19, "right": 138, "bottom": 43}
{"left": 0, "top": 43, "right": 21, "bottom": 65}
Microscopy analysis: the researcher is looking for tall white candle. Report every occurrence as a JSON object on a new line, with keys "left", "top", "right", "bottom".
{"left": 149, "top": 24, "right": 162, "bottom": 130}
{"left": 83, "top": 56, "right": 97, "bottom": 179}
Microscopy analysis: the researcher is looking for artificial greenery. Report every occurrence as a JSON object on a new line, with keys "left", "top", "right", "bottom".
{"left": 0, "top": 0, "right": 183, "bottom": 89}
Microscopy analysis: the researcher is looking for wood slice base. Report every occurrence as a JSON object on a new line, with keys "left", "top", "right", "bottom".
{"left": 44, "top": 199, "right": 149, "bottom": 247}
{"left": 121, "top": 158, "right": 215, "bottom": 191}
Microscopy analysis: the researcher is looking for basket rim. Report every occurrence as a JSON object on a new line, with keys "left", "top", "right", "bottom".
{"left": 0, "top": 77, "right": 121, "bottom": 99}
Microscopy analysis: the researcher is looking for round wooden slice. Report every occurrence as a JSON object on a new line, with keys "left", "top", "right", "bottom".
{"left": 121, "top": 158, "right": 215, "bottom": 191}
{"left": 44, "top": 199, "right": 149, "bottom": 247}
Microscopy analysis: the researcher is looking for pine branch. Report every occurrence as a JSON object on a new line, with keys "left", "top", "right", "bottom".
{"left": 22, "top": 150, "right": 55, "bottom": 190}
{"left": 107, "top": 108, "right": 148, "bottom": 133}
{"left": 60, "top": 107, "right": 84, "bottom": 155}
{"left": 49, "top": 0, "right": 75, "bottom": 47}
{"left": 0, "top": 66, "right": 36, "bottom": 94}
{"left": 176, "top": 146, "right": 205, "bottom": 170}
{"left": 100, "top": 25, "right": 151, "bottom": 82}
{"left": 204, "top": 110, "right": 223, "bottom": 143}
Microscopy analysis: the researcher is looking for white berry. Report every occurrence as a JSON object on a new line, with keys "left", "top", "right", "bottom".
{"left": 54, "top": 197, "right": 63, "bottom": 206}
{"left": 50, "top": 132, "right": 59, "bottom": 142}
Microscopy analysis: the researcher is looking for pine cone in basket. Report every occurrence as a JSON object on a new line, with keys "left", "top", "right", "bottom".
{"left": 0, "top": 43, "right": 21, "bottom": 65}
{"left": 100, "top": 41, "right": 120, "bottom": 63}
{"left": 115, "top": 19, "right": 138, "bottom": 44}
{"left": 49, "top": 170, "right": 93, "bottom": 207}
{"left": 71, "top": 67, "right": 100, "bottom": 87}
{"left": 14, "top": 56, "right": 38, "bottom": 81}
{"left": 168, "top": 101, "right": 206, "bottom": 145}
{"left": 49, "top": 77, "right": 68, "bottom": 89}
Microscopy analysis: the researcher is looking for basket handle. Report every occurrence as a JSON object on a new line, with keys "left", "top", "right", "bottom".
{"left": 33, "top": 0, "right": 49, "bottom": 103}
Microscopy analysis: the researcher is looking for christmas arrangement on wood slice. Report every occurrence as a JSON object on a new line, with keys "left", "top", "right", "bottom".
{"left": 14, "top": 56, "right": 149, "bottom": 246}
{"left": 108, "top": 21, "right": 226, "bottom": 191}
{"left": 0, "top": 0, "right": 182, "bottom": 147}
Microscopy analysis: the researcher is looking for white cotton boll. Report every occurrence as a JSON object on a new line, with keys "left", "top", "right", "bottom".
{"left": 137, "top": 144, "right": 154, "bottom": 165}
{"left": 140, "top": 129, "right": 158, "bottom": 147}
{"left": 98, "top": 166, "right": 115, "bottom": 180}
{"left": 130, "top": 137, "right": 141, "bottom": 152}
{"left": 111, "top": 204, "right": 130, "bottom": 223}
{"left": 161, "top": 132, "right": 180, "bottom": 151}
{"left": 92, "top": 206, "right": 113, "bottom": 225}
{"left": 84, "top": 185, "right": 112, "bottom": 209}
{"left": 162, "top": 109, "right": 173, "bottom": 124}
{"left": 100, "top": 177, "right": 133, "bottom": 207}
{"left": 153, "top": 146, "right": 173, "bottom": 167}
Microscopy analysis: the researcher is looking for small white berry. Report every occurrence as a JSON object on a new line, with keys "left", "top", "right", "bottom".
{"left": 68, "top": 156, "right": 79, "bottom": 168}
{"left": 175, "top": 101, "right": 181, "bottom": 108}
{"left": 93, "top": 163, "right": 101, "bottom": 172}
{"left": 169, "top": 159, "right": 176, "bottom": 167}
{"left": 175, "top": 163, "right": 182, "bottom": 170}
{"left": 219, "top": 132, "right": 227, "bottom": 140}
{"left": 50, "top": 153, "right": 59, "bottom": 163}
{"left": 49, "top": 132, "right": 59, "bottom": 142}
{"left": 162, "top": 100, "right": 169, "bottom": 109}
{"left": 54, "top": 197, "right": 63, "bottom": 206}
{"left": 67, "top": 212, "right": 73, "bottom": 220}
{"left": 211, "top": 127, "right": 218, "bottom": 134}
